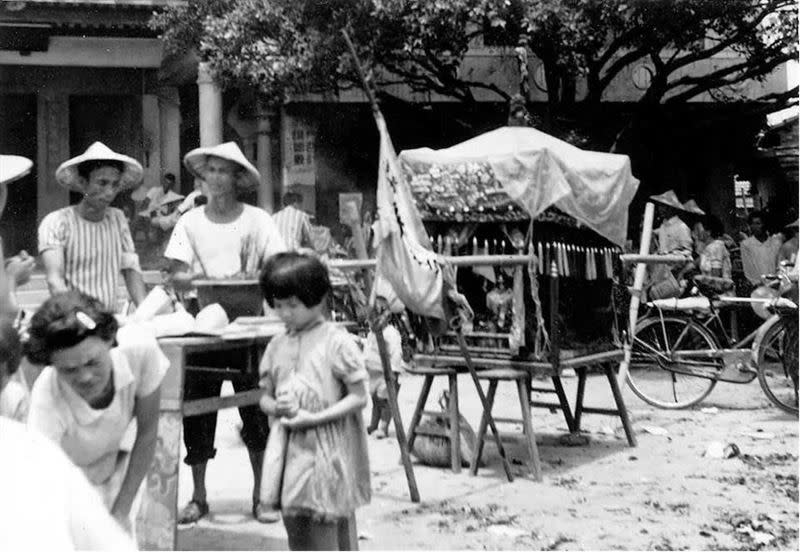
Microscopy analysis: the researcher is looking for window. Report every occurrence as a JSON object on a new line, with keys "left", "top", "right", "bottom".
{"left": 734, "top": 176, "right": 755, "bottom": 209}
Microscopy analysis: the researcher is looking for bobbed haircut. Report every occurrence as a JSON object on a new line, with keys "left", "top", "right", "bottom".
{"left": 25, "top": 291, "right": 118, "bottom": 365}
{"left": 0, "top": 314, "right": 21, "bottom": 379}
{"left": 76, "top": 159, "right": 125, "bottom": 181}
{"left": 259, "top": 251, "right": 331, "bottom": 308}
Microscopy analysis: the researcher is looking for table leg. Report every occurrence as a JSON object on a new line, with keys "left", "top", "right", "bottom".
{"left": 605, "top": 365, "right": 637, "bottom": 447}
{"left": 137, "top": 344, "right": 185, "bottom": 550}
{"left": 573, "top": 367, "right": 588, "bottom": 432}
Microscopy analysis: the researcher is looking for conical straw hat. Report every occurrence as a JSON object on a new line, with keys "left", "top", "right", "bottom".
{"left": 55, "top": 142, "right": 143, "bottom": 192}
{"left": 649, "top": 190, "right": 689, "bottom": 212}
{"left": 0, "top": 155, "right": 33, "bottom": 186}
{"left": 183, "top": 142, "right": 260, "bottom": 190}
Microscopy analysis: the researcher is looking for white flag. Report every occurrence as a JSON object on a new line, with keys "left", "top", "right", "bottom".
{"left": 372, "top": 113, "right": 446, "bottom": 320}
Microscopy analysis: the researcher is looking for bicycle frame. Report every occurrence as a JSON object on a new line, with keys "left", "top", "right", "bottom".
{"left": 632, "top": 300, "right": 759, "bottom": 383}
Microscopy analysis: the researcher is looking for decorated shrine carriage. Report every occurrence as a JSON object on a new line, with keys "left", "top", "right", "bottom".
{"left": 385, "top": 125, "right": 642, "bottom": 481}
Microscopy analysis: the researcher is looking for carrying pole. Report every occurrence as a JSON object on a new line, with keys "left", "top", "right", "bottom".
{"left": 618, "top": 202, "right": 655, "bottom": 384}
{"left": 342, "top": 28, "right": 420, "bottom": 503}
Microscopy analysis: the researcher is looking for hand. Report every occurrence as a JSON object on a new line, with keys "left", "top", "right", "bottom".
{"left": 169, "top": 271, "right": 196, "bottom": 291}
{"left": 5, "top": 251, "right": 34, "bottom": 287}
{"left": 281, "top": 409, "right": 317, "bottom": 429}
{"left": 275, "top": 392, "right": 299, "bottom": 418}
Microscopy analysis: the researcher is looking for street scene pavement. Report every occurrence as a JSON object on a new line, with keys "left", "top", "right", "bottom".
{"left": 176, "top": 371, "right": 799, "bottom": 551}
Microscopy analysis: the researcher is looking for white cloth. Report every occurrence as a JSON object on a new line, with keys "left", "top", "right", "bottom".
{"left": 27, "top": 332, "right": 168, "bottom": 506}
{"left": 0, "top": 418, "right": 137, "bottom": 551}
{"left": 740, "top": 235, "right": 782, "bottom": 285}
{"left": 0, "top": 378, "right": 28, "bottom": 422}
{"left": 164, "top": 204, "right": 286, "bottom": 278}
{"left": 398, "top": 125, "right": 639, "bottom": 247}
{"left": 37, "top": 206, "right": 141, "bottom": 310}
{"left": 656, "top": 216, "right": 693, "bottom": 257}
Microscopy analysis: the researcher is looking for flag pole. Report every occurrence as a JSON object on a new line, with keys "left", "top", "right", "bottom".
{"left": 342, "top": 28, "right": 420, "bottom": 504}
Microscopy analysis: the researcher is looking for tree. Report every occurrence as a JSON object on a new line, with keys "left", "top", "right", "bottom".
{"left": 152, "top": 0, "right": 798, "bottom": 137}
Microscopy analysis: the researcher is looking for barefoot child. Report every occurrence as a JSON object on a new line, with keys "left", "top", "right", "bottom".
{"left": 364, "top": 295, "right": 402, "bottom": 438}
{"left": 258, "top": 251, "right": 371, "bottom": 551}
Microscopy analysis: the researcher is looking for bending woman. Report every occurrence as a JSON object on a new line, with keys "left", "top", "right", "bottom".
{"left": 26, "top": 291, "right": 168, "bottom": 532}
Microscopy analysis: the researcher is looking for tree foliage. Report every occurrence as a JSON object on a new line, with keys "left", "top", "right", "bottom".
{"left": 151, "top": 0, "right": 798, "bottom": 113}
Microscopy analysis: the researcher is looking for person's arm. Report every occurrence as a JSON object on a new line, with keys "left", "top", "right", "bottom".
{"left": 117, "top": 211, "right": 146, "bottom": 306}
{"left": 121, "top": 269, "right": 146, "bottom": 307}
{"left": 41, "top": 248, "right": 69, "bottom": 296}
{"left": 167, "top": 258, "right": 196, "bottom": 291}
{"left": 282, "top": 378, "right": 367, "bottom": 429}
{"left": 110, "top": 387, "right": 160, "bottom": 524}
{"left": 283, "top": 333, "right": 368, "bottom": 429}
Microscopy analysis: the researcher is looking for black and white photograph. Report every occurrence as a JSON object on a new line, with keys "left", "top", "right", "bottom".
{"left": 0, "top": 0, "right": 797, "bottom": 550}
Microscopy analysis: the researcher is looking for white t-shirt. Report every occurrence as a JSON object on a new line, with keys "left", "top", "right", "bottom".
{"left": 27, "top": 332, "right": 168, "bottom": 489}
{"left": 0, "top": 417, "right": 137, "bottom": 551}
{"left": 740, "top": 234, "right": 783, "bottom": 285}
{"left": 164, "top": 203, "right": 286, "bottom": 278}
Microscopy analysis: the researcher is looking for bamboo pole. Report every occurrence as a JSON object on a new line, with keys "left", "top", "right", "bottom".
{"left": 342, "top": 28, "right": 420, "bottom": 503}
{"left": 618, "top": 202, "right": 655, "bottom": 384}
{"left": 620, "top": 253, "right": 688, "bottom": 265}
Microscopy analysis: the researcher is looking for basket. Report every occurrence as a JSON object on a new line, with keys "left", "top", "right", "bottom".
{"left": 194, "top": 279, "right": 264, "bottom": 320}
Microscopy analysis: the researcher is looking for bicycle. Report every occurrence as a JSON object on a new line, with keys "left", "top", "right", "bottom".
{"left": 626, "top": 273, "right": 798, "bottom": 412}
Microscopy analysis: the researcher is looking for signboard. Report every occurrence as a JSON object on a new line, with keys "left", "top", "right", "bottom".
{"left": 338, "top": 192, "right": 363, "bottom": 226}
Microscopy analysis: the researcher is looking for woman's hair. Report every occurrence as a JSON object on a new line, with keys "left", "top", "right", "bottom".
{"left": 259, "top": 251, "right": 331, "bottom": 308}
{"left": 77, "top": 159, "right": 125, "bottom": 181}
{"left": 705, "top": 215, "right": 724, "bottom": 239}
{"left": 0, "top": 314, "right": 21, "bottom": 379}
{"left": 25, "top": 291, "right": 118, "bottom": 365}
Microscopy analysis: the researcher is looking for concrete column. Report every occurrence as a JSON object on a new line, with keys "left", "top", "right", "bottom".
{"left": 141, "top": 94, "right": 161, "bottom": 188}
{"left": 36, "top": 91, "right": 70, "bottom": 221}
{"left": 158, "top": 87, "right": 181, "bottom": 188}
{"left": 257, "top": 107, "right": 274, "bottom": 213}
{"left": 196, "top": 61, "right": 223, "bottom": 147}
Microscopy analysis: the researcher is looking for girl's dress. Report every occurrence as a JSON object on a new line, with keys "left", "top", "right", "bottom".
{"left": 260, "top": 320, "right": 371, "bottom": 521}
{"left": 27, "top": 332, "right": 168, "bottom": 512}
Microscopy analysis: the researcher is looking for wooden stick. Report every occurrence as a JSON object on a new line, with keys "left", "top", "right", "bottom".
{"left": 371, "top": 317, "right": 420, "bottom": 502}
{"left": 618, "top": 202, "right": 655, "bottom": 384}
{"left": 342, "top": 27, "right": 420, "bottom": 502}
{"left": 455, "top": 329, "right": 514, "bottom": 482}
{"left": 330, "top": 254, "right": 534, "bottom": 271}
{"left": 620, "top": 253, "right": 688, "bottom": 265}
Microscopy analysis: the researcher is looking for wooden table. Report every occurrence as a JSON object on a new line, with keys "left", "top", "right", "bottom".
{"left": 136, "top": 333, "right": 275, "bottom": 551}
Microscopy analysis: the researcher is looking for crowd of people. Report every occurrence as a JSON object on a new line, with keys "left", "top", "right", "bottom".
{"left": 647, "top": 189, "right": 797, "bottom": 330}
{"left": 0, "top": 137, "right": 796, "bottom": 551}
{"left": 0, "top": 142, "right": 381, "bottom": 551}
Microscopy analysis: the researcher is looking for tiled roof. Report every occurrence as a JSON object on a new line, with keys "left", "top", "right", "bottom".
{"left": 9, "top": 1, "right": 186, "bottom": 6}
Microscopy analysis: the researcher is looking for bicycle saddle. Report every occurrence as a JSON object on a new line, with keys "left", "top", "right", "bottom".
{"left": 692, "top": 275, "right": 734, "bottom": 297}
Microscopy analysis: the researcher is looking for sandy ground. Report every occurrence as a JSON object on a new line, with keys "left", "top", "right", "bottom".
{"left": 170, "top": 370, "right": 798, "bottom": 551}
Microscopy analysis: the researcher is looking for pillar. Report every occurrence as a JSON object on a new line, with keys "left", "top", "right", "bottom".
{"left": 257, "top": 106, "right": 274, "bottom": 213}
{"left": 36, "top": 91, "right": 70, "bottom": 222}
{"left": 158, "top": 87, "right": 181, "bottom": 188}
{"left": 196, "top": 61, "right": 223, "bottom": 147}
{"left": 141, "top": 94, "right": 161, "bottom": 188}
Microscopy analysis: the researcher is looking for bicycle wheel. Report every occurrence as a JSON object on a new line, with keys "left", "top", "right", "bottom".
{"left": 756, "top": 320, "right": 799, "bottom": 415}
{"left": 627, "top": 315, "right": 719, "bottom": 409}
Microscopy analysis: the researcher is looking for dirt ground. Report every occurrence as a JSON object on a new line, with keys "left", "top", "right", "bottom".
{"left": 174, "top": 370, "right": 799, "bottom": 551}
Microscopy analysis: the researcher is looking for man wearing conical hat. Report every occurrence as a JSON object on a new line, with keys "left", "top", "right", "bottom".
{"left": 37, "top": 143, "right": 147, "bottom": 311}
{"left": 164, "top": 141, "right": 286, "bottom": 525}
{"left": 650, "top": 190, "right": 693, "bottom": 259}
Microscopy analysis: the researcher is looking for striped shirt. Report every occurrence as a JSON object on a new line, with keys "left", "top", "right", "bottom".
{"left": 273, "top": 205, "right": 313, "bottom": 251}
{"left": 38, "top": 206, "right": 141, "bottom": 310}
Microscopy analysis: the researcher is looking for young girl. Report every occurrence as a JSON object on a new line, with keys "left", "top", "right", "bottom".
{"left": 258, "top": 251, "right": 370, "bottom": 551}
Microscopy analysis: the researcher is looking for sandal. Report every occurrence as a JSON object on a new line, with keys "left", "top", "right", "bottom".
{"left": 252, "top": 501, "right": 281, "bottom": 524}
{"left": 178, "top": 499, "right": 209, "bottom": 525}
